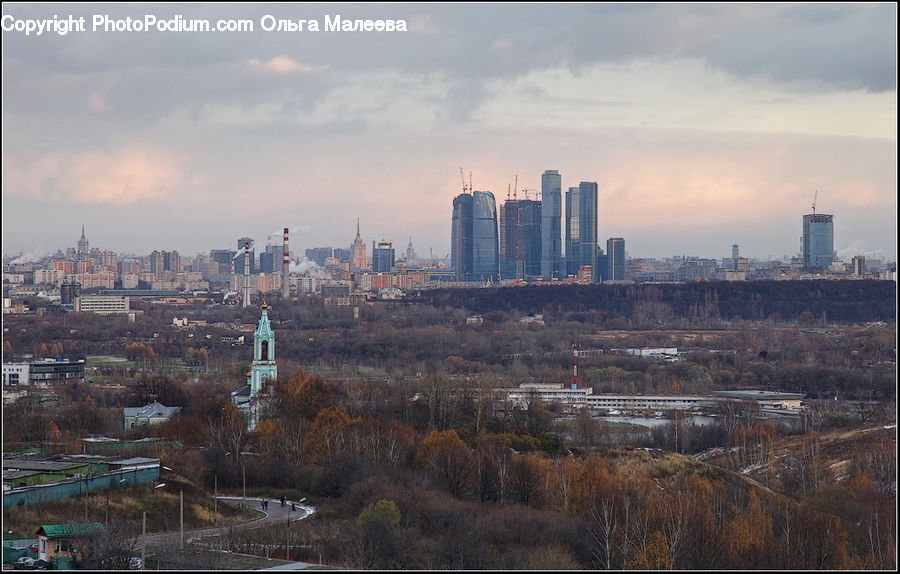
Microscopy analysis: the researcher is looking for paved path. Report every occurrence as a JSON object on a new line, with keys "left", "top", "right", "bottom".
{"left": 140, "top": 496, "right": 314, "bottom": 548}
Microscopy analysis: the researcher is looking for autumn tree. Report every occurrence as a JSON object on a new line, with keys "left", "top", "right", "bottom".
{"left": 728, "top": 490, "right": 773, "bottom": 568}
{"left": 507, "top": 453, "right": 551, "bottom": 509}
{"left": 419, "top": 429, "right": 474, "bottom": 498}
{"left": 183, "top": 347, "right": 209, "bottom": 367}
{"left": 474, "top": 433, "right": 512, "bottom": 502}
{"left": 354, "top": 499, "right": 403, "bottom": 569}
{"left": 571, "top": 410, "right": 599, "bottom": 447}
{"left": 274, "top": 370, "right": 336, "bottom": 420}
{"left": 626, "top": 530, "right": 674, "bottom": 570}
{"left": 208, "top": 402, "right": 248, "bottom": 459}
{"left": 346, "top": 418, "right": 418, "bottom": 467}
{"left": 306, "top": 408, "right": 353, "bottom": 464}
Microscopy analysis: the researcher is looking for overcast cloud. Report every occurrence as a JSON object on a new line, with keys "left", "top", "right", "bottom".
{"left": 2, "top": 2, "right": 896, "bottom": 261}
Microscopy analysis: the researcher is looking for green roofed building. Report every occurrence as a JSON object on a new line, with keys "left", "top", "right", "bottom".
{"left": 36, "top": 523, "right": 105, "bottom": 563}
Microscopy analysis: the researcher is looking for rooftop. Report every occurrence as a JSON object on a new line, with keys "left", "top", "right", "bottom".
{"left": 37, "top": 523, "right": 105, "bottom": 539}
{"left": 123, "top": 402, "right": 181, "bottom": 418}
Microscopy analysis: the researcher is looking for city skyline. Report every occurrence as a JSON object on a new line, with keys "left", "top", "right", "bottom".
{"left": 2, "top": 3, "right": 896, "bottom": 261}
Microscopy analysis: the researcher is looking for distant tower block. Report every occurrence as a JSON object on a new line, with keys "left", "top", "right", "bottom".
{"left": 732, "top": 244, "right": 739, "bottom": 261}
{"left": 282, "top": 227, "right": 290, "bottom": 299}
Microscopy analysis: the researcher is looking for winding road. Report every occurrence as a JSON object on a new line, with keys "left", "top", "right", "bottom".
{"left": 140, "top": 496, "right": 314, "bottom": 548}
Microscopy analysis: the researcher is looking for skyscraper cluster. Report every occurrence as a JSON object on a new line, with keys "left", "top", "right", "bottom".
{"left": 451, "top": 170, "right": 624, "bottom": 283}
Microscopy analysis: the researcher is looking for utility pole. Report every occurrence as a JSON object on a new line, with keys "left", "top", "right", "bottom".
{"left": 180, "top": 488, "right": 184, "bottom": 551}
{"left": 141, "top": 511, "right": 146, "bottom": 570}
{"left": 287, "top": 503, "right": 293, "bottom": 560}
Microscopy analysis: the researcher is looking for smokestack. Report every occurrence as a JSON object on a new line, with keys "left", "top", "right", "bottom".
{"left": 282, "top": 227, "right": 290, "bottom": 299}
{"left": 242, "top": 240, "right": 252, "bottom": 308}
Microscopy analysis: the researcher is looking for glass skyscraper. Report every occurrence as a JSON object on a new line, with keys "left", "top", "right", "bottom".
{"left": 472, "top": 191, "right": 499, "bottom": 282}
{"left": 451, "top": 193, "right": 473, "bottom": 281}
{"left": 500, "top": 198, "right": 541, "bottom": 279}
{"left": 565, "top": 186, "right": 579, "bottom": 278}
{"left": 802, "top": 213, "right": 834, "bottom": 271}
{"left": 565, "top": 182, "right": 598, "bottom": 281}
{"left": 607, "top": 237, "right": 625, "bottom": 281}
{"left": 372, "top": 240, "right": 395, "bottom": 273}
{"left": 540, "top": 170, "right": 562, "bottom": 280}
{"left": 578, "top": 182, "right": 598, "bottom": 282}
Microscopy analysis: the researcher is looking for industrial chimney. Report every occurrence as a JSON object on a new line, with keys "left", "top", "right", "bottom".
{"left": 282, "top": 227, "right": 290, "bottom": 299}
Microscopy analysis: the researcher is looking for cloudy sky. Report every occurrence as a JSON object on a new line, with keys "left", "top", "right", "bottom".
{"left": 2, "top": 2, "right": 896, "bottom": 263}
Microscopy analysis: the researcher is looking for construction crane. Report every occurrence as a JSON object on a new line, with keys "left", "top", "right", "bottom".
{"left": 812, "top": 190, "right": 817, "bottom": 214}
{"left": 459, "top": 167, "right": 469, "bottom": 194}
{"left": 513, "top": 174, "right": 518, "bottom": 200}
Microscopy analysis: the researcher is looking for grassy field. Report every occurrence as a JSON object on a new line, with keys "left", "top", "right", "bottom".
{"left": 2, "top": 477, "right": 257, "bottom": 540}
{"left": 86, "top": 355, "right": 135, "bottom": 368}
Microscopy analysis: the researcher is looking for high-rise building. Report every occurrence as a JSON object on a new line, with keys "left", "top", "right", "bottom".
{"left": 101, "top": 251, "right": 117, "bottom": 270}
{"left": 566, "top": 182, "right": 598, "bottom": 281}
{"left": 164, "top": 251, "right": 180, "bottom": 275}
{"left": 852, "top": 255, "right": 866, "bottom": 276}
{"left": 596, "top": 249, "right": 609, "bottom": 282}
{"left": 405, "top": 237, "right": 417, "bottom": 263}
{"left": 451, "top": 191, "right": 499, "bottom": 282}
{"left": 500, "top": 197, "right": 541, "bottom": 279}
{"left": 607, "top": 237, "right": 625, "bottom": 281}
{"left": 565, "top": 186, "right": 579, "bottom": 278}
{"left": 372, "top": 240, "right": 395, "bottom": 272}
{"left": 802, "top": 213, "right": 834, "bottom": 271}
{"left": 77, "top": 226, "right": 90, "bottom": 262}
{"left": 578, "top": 183, "right": 599, "bottom": 283}
{"left": 118, "top": 259, "right": 141, "bottom": 275}
{"left": 305, "top": 247, "right": 333, "bottom": 267}
{"left": 234, "top": 237, "right": 256, "bottom": 275}
{"left": 732, "top": 244, "right": 740, "bottom": 261}
{"left": 540, "top": 170, "right": 562, "bottom": 280}
{"left": 259, "top": 252, "right": 275, "bottom": 274}
{"left": 150, "top": 251, "right": 165, "bottom": 276}
{"left": 451, "top": 193, "right": 474, "bottom": 281}
{"left": 149, "top": 250, "right": 180, "bottom": 280}
{"left": 260, "top": 244, "right": 284, "bottom": 274}
{"left": 472, "top": 191, "right": 499, "bottom": 282}
{"left": 210, "top": 249, "right": 236, "bottom": 274}
{"left": 350, "top": 220, "right": 369, "bottom": 271}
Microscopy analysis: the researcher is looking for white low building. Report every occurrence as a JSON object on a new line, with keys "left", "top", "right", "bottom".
{"left": 75, "top": 295, "right": 130, "bottom": 315}
{"left": 500, "top": 383, "right": 804, "bottom": 415}
{"left": 123, "top": 402, "right": 181, "bottom": 432}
